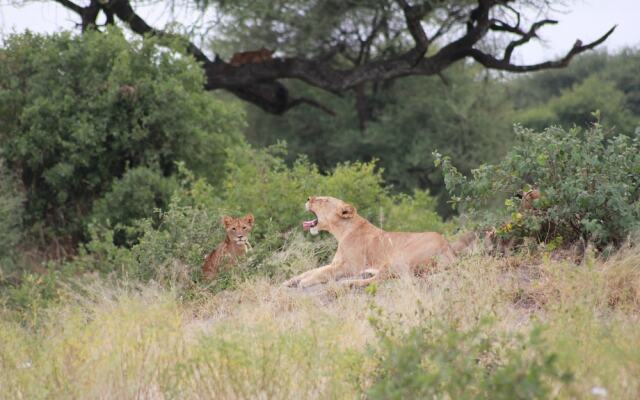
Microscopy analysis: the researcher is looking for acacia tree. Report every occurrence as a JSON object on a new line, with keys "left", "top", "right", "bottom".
{"left": 42, "top": 0, "right": 614, "bottom": 118}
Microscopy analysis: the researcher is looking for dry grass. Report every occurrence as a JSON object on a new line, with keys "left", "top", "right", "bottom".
{"left": 1, "top": 242, "right": 640, "bottom": 399}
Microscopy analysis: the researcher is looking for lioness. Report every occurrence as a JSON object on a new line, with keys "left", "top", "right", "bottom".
{"left": 283, "top": 196, "right": 456, "bottom": 288}
{"left": 202, "top": 214, "right": 254, "bottom": 280}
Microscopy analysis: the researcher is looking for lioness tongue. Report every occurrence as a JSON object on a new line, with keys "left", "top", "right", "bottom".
{"left": 302, "top": 219, "right": 318, "bottom": 231}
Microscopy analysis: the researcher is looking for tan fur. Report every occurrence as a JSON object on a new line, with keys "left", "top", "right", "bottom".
{"left": 283, "top": 196, "right": 457, "bottom": 288}
{"left": 450, "top": 231, "right": 480, "bottom": 254}
{"left": 521, "top": 188, "right": 540, "bottom": 210}
{"left": 202, "top": 214, "right": 254, "bottom": 281}
{"left": 453, "top": 188, "right": 543, "bottom": 255}
{"left": 229, "top": 48, "right": 274, "bottom": 66}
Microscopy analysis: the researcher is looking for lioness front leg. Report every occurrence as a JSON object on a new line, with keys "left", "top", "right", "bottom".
{"left": 297, "top": 264, "right": 346, "bottom": 288}
{"left": 341, "top": 268, "right": 385, "bottom": 288}
{"left": 283, "top": 268, "right": 318, "bottom": 288}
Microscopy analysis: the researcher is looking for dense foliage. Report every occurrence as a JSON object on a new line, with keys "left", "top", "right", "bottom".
{"left": 246, "top": 65, "right": 513, "bottom": 215}
{"left": 436, "top": 122, "right": 640, "bottom": 249}
{"left": 73, "top": 144, "right": 445, "bottom": 290}
{"left": 511, "top": 50, "right": 640, "bottom": 133}
{"left": 0, "top": 160, "right": 24, "bottom": 267}
{"left": 0, "top": 30, "right": 244, "bottom": 243}
{"left": 1, "top": 5, "right": 639, "bottom": 398}
{"left": 245, "top": 50, "right": 640, "bottom": 218}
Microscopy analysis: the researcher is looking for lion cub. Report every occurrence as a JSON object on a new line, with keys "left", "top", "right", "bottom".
{"left": 202, "top": 214, "right": 254, "bottom": 280}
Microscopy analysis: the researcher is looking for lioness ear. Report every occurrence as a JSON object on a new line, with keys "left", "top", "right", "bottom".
{"left": 244, "top": 213, "right": 254, "bottom": 226}
{"left": 222, "top": 215, "right": 233, "bottom": 228}
{"left": 339, "top": 204, "right": 356, "bottom": 219}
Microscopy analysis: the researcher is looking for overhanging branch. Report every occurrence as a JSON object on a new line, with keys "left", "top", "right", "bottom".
{"left": 48, "top": 0, "right": 617, "bottom": 115}
{"left": 53, "top": 0, "right": 83, "bottom": 15}
{"left": 468, "top": 25, "right": 616, "bottom": 72}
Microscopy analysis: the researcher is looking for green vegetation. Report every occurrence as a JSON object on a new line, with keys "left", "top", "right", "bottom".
{"left": 2, "top": 246, "right": 640, "bottom": 398}
{"left": 0, "top": 160, "right": 24, "bottom": 268}
{"left": 1, "top": 20, "right": 640, "bottom": 400}
{"left": 0, "top": 30, "right": 244, "bottom": 244}
{"left": 510, "top": 50, "right": 640, "bottom": 133}
{"left": 436, "top": 122, "right": 640, "bottom": 249}
{"left": 246, "top": 65, "right": 514, "bottom": 215}
{"left": 369, "top": 319, "right": 572, "bottom": 399}
{"left": 70, "top": 144, "right": 445, "bottom": 291}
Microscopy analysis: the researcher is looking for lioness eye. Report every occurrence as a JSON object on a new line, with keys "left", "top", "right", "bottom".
{"left": 243, "top": 226, "right": 247, "bottom": 229}
{"left": 232, "top": 227, "right": 236, "bottom": 231}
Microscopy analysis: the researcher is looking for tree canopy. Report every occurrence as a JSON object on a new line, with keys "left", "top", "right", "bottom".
{"left": 42, "top": 0, "right": 614, "bottom": 117}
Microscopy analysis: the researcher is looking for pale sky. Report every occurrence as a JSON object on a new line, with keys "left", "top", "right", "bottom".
{"left": 0, "top": 0, "right": 638, "bottom": 64}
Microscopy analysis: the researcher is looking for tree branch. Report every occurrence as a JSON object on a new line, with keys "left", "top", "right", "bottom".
{"left": 53, "top": 0, "right": 83, "bottom": 15}
{"left": 503, "top": 19, "right": 558, "bottom": 62}
{"left": 467, "top": 25, "right": 617, "bottom": 72}
{"left": 50, "top": 0, "right": 616, "bottom": 116}
{"left": 396, "top": 0, "right": 428, "bottom": 48}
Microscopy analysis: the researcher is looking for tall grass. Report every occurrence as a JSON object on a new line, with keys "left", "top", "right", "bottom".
{"left": 1, "top": 241, "right": 640, "bottom": 398}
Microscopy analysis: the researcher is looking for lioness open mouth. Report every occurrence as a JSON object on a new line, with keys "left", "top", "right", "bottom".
{"left": 302, "top": 210, "right": 319, "bottom": 235}
{"left": 302, "top": 218, "right": 318, "bottom": 230}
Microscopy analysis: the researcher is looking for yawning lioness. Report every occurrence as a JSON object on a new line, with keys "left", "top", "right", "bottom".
{"left": 283, "top": 196, "right": 457, "bottom": 288}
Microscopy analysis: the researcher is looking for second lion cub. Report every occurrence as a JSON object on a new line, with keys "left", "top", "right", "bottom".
{"left": 202, "top": 214, "right": 254, "bottom": 280}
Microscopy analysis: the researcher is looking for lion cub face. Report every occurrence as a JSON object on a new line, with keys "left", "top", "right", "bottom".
{"left": 303, "top": 196, "right": 356, "bottom": 235}
{"left": 223, "top": 214, "right": 254, "bottom": 245}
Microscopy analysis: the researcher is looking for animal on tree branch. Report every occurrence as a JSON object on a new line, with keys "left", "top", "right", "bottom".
{"left": 49, "top": 0, "right": 616, "bottom": 116}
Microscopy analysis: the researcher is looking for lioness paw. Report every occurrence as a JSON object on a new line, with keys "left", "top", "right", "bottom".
{"left": 298, "top": 278, "right": 318, "bottom": 288}
{"left": 283, "top": 278, "right": 300, "bottom": 288}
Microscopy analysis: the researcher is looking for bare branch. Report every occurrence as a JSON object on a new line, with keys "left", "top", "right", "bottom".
{"left": 53, "top": 0, "right": 83, "bottom": 15}
{"left": 356, "top": 11, "right": 386, "bottom": 65}
{"left": 53, "top": 0, "right": 100, "bottom": 31}
{"left": 395, "top": 0, "right": 428, "bottom": 48}
{"left": 503, "top": 19, "right": 558, "bottom": 62}
{"left": 109, "top": 0, "right": 210, "bottom": 64}
{"left": 467, "top": 25, "right": 617, "bottom": 73}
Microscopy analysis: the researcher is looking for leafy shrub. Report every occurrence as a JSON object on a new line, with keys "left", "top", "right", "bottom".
{"left": 245, "top": 64, "right": 515, "bottom": 217}
{"left": 0, "top": 159, "right": 24, "bottom": 265}
{"left": 0, "top": 30, "right": 244, "bottom": 243}
{"left": 78, "top": 202, "right": 218, "bottom": 284}
{"left": 368, "top": 312, "right": 573, "bottom": 399}
{"left": 218, "top": 144, "right": 445, "bottom": 239}
{"left": 381, "top": 190, "right": 443, "bottom": 232}
{"left": 1, "top": 271, "right": 61, "bottom": 323}
{"left": 435, "top": 122, "right": 640, "bottom": 248}
{"left": 0, "top": 159, "right": 25, "bottom": 278}
{"left": 75, "top": 145, "right": 445, "bottom": 286}
{"left": 91, "top": 166, "right": 178, "bottom": 245}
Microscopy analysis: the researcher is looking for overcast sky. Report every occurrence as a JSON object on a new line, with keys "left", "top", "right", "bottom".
{"left": 1, "top": 0, "right": 638, "bottom": 64}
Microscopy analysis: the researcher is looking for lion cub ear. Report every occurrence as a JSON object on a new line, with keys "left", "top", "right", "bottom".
{"left": 244, "top": 213, "right": 254, "bottom": 226}
{"left": 222, "top": 215, "right": 233, "bottom": 229}
{"left": 339, "top": 204, "right": 356, "bottom": 219}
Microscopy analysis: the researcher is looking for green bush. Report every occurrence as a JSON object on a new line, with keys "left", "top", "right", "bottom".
{"left": 217, "top": 144, "right": 445, "bottom": 239}
{"left": 76, "top": 145, "right": 445, "bottom": 286}
{"left": 435, "top": 122, "right": 640, "bottom": 248}
{"left": 368, "top": 311, "right": 573, "bottom": 399}
{"left": 91, "top": 166, "right": 178, "bottom": 245}
{"left": 0, "top": 30, "right": 244, "bottom": 243}
{"left": 245, "top": 65, "right": 514, "bottom": 217}
{"left": 0, "top": 159, "right": 24, "bottom": 268}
